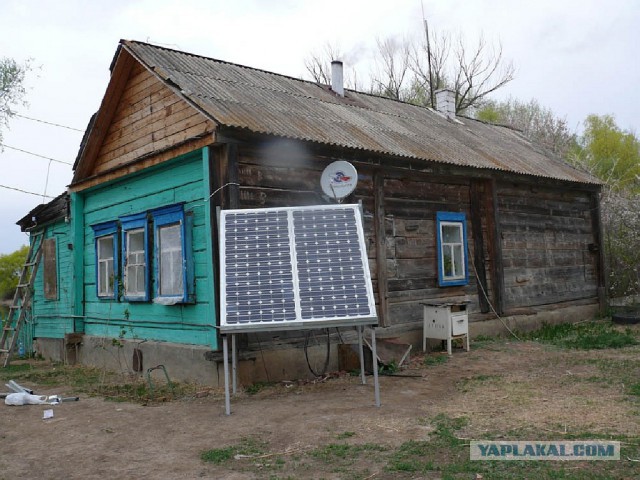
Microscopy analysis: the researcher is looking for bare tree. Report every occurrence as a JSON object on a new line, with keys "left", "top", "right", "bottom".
{"left": 303, "top": 43, "right": 366, "bottom": 91}
{"left": 303, "top": 25, "right": 515, "bottom": 113}
{"left": 304, "top": 43, "right": 343, "bottom": 85}
{"left": 369, "top": 36, "right": 411, "bottom": 100}
{"left": 451, "top": 35, "right": 515, "bottom": 114}
{"left": 410, "top": 27, "right": 450, "bottom": 106}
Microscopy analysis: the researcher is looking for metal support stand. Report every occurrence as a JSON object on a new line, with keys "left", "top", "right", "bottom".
{"left": 370, "top": 327, "right": 381, "bottom": 407}
{"left": 357, "top": 325, "right": 366, "bottom": 385}
{"left": 222, "top": 324, "right": 381, "bottom": 415}
{"left": 231, "top": 334, "right": 237, "bottom": 394}
{"left": 223, "top": 335, "right": 231, "bottom": 416}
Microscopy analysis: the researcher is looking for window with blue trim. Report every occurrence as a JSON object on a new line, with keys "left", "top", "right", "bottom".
{"left": 436, "top": 212, "right": 469, "bottom": 287}
{"left": 120, "top": 212, "right": 149, "bottom": 301}
{"left": 91, "top": 221, "right": 119, "bottom": 299}
{"left": 151, "top": 204, "right": 194, "bottom": 304}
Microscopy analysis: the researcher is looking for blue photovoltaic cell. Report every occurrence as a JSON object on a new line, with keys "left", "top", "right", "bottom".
{"left": 293, "top": 209, "right": 371, "bottom": 320}
{"left": 223, "top": 210, "right": 296, "bottom": 324}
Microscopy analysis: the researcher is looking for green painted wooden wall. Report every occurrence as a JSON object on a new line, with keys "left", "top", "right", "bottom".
{"left": 31, "top": 219, "right": 75, "bottom": 339}
{"left": 80, "top": 149, "right": 217, "bottom": 348}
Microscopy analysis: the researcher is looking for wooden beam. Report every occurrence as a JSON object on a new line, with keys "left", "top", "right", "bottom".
{"left": 486, "top": 178, "right": 505, "bottom": 314}
{"left": 374, "top": 172, "right": 389, "bottom": 327}
{"left": 227, "top": 143, "right": 239, "bottom": 209}
{"left": 70, "top": 192, "right": 85, "bottom": 332}
{"left": 590, "top": 192, "right": 607, "bottom": 313}
{"left": 470, "top": 180, "right": 490, "bottom": 313}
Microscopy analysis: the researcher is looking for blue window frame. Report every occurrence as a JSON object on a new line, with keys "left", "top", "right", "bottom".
{"left": 91, "top": 221, "right": 119, "bottom": 299}
{"left": 436, "top": 212, "right": 469, "bottom": 287}
{"left": 151, "top": 204, "right": 194, "bottom": 304}
{"left": 120, "top": 212, "right": 149, "bottom": 302}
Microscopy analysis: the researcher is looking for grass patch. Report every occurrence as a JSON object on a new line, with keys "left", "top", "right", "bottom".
{"left": 336, "top": 431, "right": 356, "bottom": 440}
{"left": 201, "top": 437, "right": 268, "bottom": 464}
{"left": 629, "top": 383, "right": 640, "bottom": 396}
{"left": 424, "top": 354, "right": 449, "bottom": 366}
{"left": 458, "top": 374, "right": 503, "bottom": 392}
{"left": 245, "top": 381, "right": 273, "bottom": 395}
{"left": 311, "top": 443, "right": 387, "bottom": 462}
{"left": 0, "top": 359, "right": 199, "bottom": 403}
{"left": 526, "top": 321, "right": 638, "bottom": 349}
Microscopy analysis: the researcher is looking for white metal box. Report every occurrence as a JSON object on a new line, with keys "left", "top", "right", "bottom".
{"left": 422, "top": 302, "right": 470, "bottom": 355}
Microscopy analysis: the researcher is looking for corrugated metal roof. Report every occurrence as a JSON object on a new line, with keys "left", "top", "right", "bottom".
{"left": 123, "top": 40, "right": 598, "bottom": 185}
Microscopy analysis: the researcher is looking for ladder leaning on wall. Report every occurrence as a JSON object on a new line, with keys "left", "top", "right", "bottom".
{"left": 0, "top": 232, "right": 44, "bottom": 367}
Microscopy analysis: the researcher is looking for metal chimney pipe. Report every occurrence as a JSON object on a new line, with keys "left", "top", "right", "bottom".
{"left": 331, "top": 60, "right": 344, "bottom": 97}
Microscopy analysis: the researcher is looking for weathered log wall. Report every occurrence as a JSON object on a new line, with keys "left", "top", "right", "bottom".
{"left": 208, "top": 138, "right": 601, "bottom": 350}
{"left": 498, "top": 183, "right": 599, "bottom": 309}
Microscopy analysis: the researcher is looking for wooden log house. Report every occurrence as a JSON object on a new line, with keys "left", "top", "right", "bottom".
{"left": 16, "top": 40, "right": 604, "bottom": 385}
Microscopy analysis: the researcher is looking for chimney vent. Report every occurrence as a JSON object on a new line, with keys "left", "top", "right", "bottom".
{"left": 331, "top": 60, "right": 344, "bottom": 97}
{"left": 435, "top": 89, "right": 456, "bottom": 119}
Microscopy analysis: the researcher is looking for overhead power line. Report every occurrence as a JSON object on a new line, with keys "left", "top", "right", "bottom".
{"left": 0, "top": 184, "right": 55, "bottom": 199}
{"left": 0, "top": 144, "right": 73, "bottom": 165}
{"left": 14, "top": 113, "right": 84, "bottom": 132}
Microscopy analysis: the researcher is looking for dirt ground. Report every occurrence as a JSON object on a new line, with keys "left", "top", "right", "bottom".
{"left": 1, "top": 335, "right": 639, "bottom": 479}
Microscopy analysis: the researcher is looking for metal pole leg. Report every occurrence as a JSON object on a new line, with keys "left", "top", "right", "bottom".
{"left": 370, "top": 327, "right": 381, "bottom": 407}
{"left": 357, "top": 325, "right": 366, "bottom": 385}
{"left": 223, "top": 335, "right": 231, "bottom": 415}
{"left": 232, "top": 334, "right": 237, "bottom": 395}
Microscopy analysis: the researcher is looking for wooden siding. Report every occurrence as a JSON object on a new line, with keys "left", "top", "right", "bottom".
{"left": 81, "top": 150, "right": 216, "bottom": 347}
{"left": 91, "top": 63, "right": 216, "bottom": 177}
{"left": 498, "top": 183, "right": 599, "bottom": 309}
{"left": 32, "top": 220, "right": 75, "bottom": 339}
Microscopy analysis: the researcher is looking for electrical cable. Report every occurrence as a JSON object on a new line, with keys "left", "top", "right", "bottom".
{"left": 0, "top": 184, "right": 55, "bottom": 198}
{"left": 13, "top": 113, "right": 84, "bottom": 132}
{"left": 0, "top": 144, "right": 73, "bottom": 165}
{"left": 42, "top": 160, "right": 52, "bottom": 202}
{"left": 469, "top": 250, "right": 522, "bottom": 341}
{"left": 304, "top": 328, "right": 331, "bottom": 377}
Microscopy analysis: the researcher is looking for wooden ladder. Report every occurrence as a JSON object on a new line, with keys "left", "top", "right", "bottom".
{"left": 0, "top": 232, "right": 44, "bottom": 367}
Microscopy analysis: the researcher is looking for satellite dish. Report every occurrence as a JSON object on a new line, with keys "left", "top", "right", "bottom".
{"left": 320, "top": 161, "right": 358, "bottom": 201}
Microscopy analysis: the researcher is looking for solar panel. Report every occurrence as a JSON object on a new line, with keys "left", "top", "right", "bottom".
{"left": 220, "top": 204, "right": 377, "bottom": 332}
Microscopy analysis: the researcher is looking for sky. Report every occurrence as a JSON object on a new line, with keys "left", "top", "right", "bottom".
{"left": 0, "top": 0, "right": 638, "bottom": 254}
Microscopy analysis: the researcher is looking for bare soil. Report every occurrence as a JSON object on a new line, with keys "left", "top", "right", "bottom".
{"left": 1, "top": 335, "right": 639, "bottom": 479}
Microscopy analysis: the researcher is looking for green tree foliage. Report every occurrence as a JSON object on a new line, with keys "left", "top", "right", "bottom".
{"left": 570, "top": 114, "right": 640, "bottom": 192}
{"left": 569, "top": 115, "right": 640, "bottom": 299}
{"left": 0, "top": 245, "right": 29, "bottom": 300}
{"left": 0, "top": 57, "right": 31, "bottom": 144}
{"left": 475, "top": 98, "right": 577, "bottom": 157}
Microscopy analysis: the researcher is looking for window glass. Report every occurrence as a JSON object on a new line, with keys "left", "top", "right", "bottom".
{"left": 125, "top": 228, "right": 146, "bottom": 297}
{"left": 441, "top": 223, "right": 464, "bottom": 280}
{"left": 97, "top": 236, "right": 114, "bottom": 296}
{"left": 158, "top": 223, "right": 184, "bottom": 296}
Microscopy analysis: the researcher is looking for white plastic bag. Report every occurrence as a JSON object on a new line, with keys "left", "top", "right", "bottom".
{"left": 4, "top": 392, "right": 48, "bottom": 406}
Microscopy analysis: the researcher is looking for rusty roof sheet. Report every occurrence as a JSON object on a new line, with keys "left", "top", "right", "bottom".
{"left": 122, "top": 40, "right": 597, "bottom": 185}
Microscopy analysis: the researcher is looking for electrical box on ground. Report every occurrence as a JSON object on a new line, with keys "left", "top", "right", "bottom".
{"left": 421, "top": 302, "right": 470, "bottom": 355}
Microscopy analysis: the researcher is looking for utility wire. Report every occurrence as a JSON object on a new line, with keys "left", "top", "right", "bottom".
{"left": 0, "top": 184, "right": 55, "bottom": 199}
{"left": 0, "top": 144, "right": 73, "bottom": 165}
{"left": 13, "top": 113, "right": 84, "bottom": 132}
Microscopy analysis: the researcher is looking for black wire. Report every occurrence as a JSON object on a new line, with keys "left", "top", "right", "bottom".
{"left": 304, "top": 328, "right": 331, "bottom": 377}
